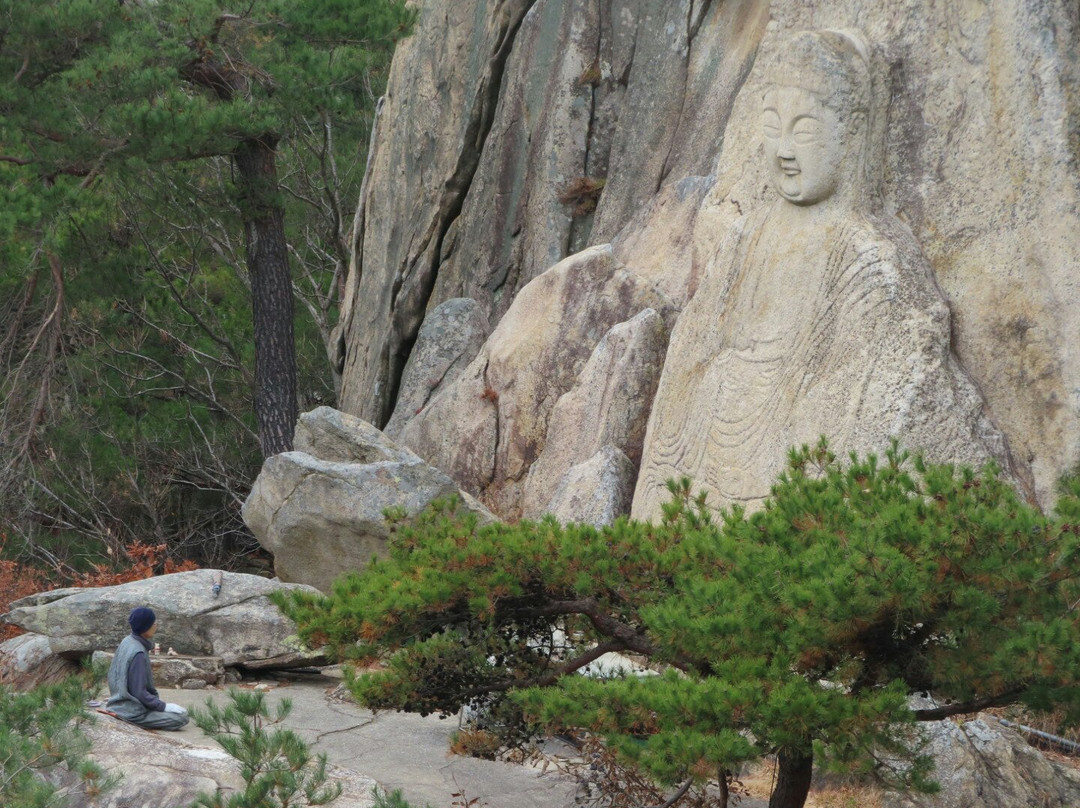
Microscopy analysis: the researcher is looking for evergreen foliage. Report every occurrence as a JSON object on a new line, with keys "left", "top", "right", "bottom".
{"left": 276, "top": 442, "right": 1080, "bottom": 808}
{"left": 0, "top": 0, "right": 413, "bottom": 567}
{"left": 190, "top": 689, "right": 342, "bottom": 808}
{"left": 0, "top": 674, "right": 114, "bottom": 808}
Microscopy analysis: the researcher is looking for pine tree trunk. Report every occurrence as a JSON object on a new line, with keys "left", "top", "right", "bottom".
{"left": 768, "top": 747, "right": 814, "bottom": 808}
{"left": 234, "top": 136, "right": 297, "bottom": 457}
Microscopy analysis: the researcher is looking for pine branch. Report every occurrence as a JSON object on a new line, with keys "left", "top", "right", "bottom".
{"left": 642, "top": 777, "right": 693, "bottom": 808}
{"left": 912, "top": 688, "right": 1025, "bottom": 721}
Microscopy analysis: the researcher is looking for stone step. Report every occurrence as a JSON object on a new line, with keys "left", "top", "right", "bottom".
{"left": 92, "top": 650, "right": 229, "bottom": 689}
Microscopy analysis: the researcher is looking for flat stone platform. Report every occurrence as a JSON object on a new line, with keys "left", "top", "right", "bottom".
{"left": 159, "top": 674, "right": 580, "bottom": 808}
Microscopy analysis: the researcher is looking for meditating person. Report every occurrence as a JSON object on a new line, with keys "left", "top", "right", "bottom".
{"left": 632, "top": 29, "right": 1014, "bottom": 519}
{"left": 105, "top": 606, "right": 189, "bottom": 730}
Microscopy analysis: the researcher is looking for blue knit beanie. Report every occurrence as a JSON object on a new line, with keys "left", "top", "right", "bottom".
{"left": 128, "top": 607, "right": 156, "bottom": 635}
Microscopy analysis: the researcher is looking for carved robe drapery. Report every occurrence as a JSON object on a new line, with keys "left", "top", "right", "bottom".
{"left": 631, "top": 202, "right": 1011, "bottom": 519}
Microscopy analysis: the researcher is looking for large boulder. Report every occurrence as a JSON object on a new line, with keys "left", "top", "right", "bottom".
{"left": 59, "top": 718, "right": 378, "bottom": 808}
{"left": 541, "top": 446, "right": 637, "bottom": 528}
{"left": 294, "top": 406, "right": 409, "bottom": 464}
{"left": 384, "top": 298, "right": 489, "bottom": 439}
{"left": 522, "top": 308, "right": 669, "bottom": 520}
{"left": 882, "top": 715, "right": 1080, "bottom": 808}
{"left": 245, "top": 408, "right": 494, "bottom": 592}
{"left": 2, "top": 571, "right": 323, "bottom": 669}
{"left": 0, "top": 632, "right": 80, "bottom": 690}
{"left": 399, "top": 246, "right": 675, "bottom": 517}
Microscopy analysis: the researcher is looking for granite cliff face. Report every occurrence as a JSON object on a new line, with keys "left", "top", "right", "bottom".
{"left": 337, "top": 0, "right": 1080, "bottom": 518}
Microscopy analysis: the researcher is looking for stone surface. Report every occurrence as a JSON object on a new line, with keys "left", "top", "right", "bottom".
{"left": 522, "top": 309, "right": 668, "bottom": 520}
{"left": 339, "top": 0, "right": 541, "bottom": 426}
{"left": 294, "top": 406, "right": 410, "bottom": 464}
{"left": 60, "top": 716, "right": 379, "bottom": 808}
{"left": 633, "top": 29, "right": 1015, "bottom": 519}
{"left": 0, "top": 632, "right": 79, "bottom": 690}
{"left": 542, "top": 445, "right": 637, "bottom": 527}
{"left": 162, "top": 679, "right": 579, "bottom": 808}
{"left": 2, "top": 571, "right": 323, "bottom": 669}
{"left": 696, "top": 9, "right": 1080, "bottom": 509}
{"left": 91, "top": 650, "right": 225, "bottom": 687}
{"left": 245, "top": 409, "right": 495, "bottom": 591}
{"left": 881, "top": 715, "right": 1080, "bottom": 808}
{"left": 341, "top": 0, "right": 1080, "bottom": 511}
{"left": 399, "top": 246, "right": 675, "bottom": 517}
{"left": 340, "top": 0, "right": 769, "bottom": 428}
{"left": 610, "top": 175, "right": 716, "bottom": 309}
{"left": 384, "top": 297, "right": 489, "bottom": 439}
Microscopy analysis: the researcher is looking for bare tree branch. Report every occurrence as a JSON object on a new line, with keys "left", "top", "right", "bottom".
{"left": 642, "top": 777, "right": 693, "bottom": 808}
{"left": 912, "top": 689, "right": 1025, "bottom": 721}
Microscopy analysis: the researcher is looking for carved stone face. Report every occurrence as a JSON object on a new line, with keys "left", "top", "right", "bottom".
{"left": 762, "top": 86, "right": 846, "bottom": 206}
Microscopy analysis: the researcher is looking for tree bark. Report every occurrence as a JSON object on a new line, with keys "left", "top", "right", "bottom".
{"left": 234, "top": 136, "right": 297, "bottom": 457}
{"left": 768, "top": 746, "right": 814, "bottom": 808}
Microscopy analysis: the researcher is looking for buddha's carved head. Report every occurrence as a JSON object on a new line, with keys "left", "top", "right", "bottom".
{"left": 761, "top": 30, "right": 871, "bottom": 207}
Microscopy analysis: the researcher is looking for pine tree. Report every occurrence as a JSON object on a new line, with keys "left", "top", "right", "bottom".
{"left": 190, "top": 689, "right": 342, "bottom": 808}
{"left": 0, "top": 675, "right": 115, "bottom": 808}
{"left": 0, "top": 0, "right": 414, "bottom": 456}
{"left": 276, "top": 442, "right": 1080, "bottom": 808}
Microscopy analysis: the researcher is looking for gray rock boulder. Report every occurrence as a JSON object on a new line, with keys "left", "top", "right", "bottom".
{"left": 60, "top": 717, "right": 378, "bottom": 808}
{"left": 542, "top": 446, "right": 636, "bottom": 528}
{"left": 882, "top": 715, "right": 1080, "bottom": 808}
{"left": 245, "top": 409, "right": 495, "bottom": 592}
{"left": 2, "top": 571, "right": 323, "bottom": 669}
{"left": 384, "top": 298, "right": 489, "bottom": 439}
{"left": 294, "top": 406, "right": 408, "bottom": 464}
{"left": 0, "top": 632, "right": 79, "bottom": 690}
{"left": 399, "top": 246, "right": 676, "bottom": 518}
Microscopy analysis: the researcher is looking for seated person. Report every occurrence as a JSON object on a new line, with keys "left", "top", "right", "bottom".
{"left": 105, "top": 607, "right": 189, "bottom": 730}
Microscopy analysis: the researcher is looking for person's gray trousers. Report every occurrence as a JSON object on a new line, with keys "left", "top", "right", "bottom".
{"left": 134, "top": 708, "right": 189, "bottom": 730}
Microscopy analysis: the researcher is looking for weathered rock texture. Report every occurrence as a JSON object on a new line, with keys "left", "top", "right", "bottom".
{"left": 398, "top": 246, "right": 675, "bottom": 517}
{"left": 340, "top": 0, "right": 1080, "bottom": 514}
{"left": 91, "top": 650, "right": 225, "bottom": 688}
{"left": 2, "top": 572, "right": 322, "bottom": 669}
{"left": 58, "top": 718, "right": 378, "bottom": 808}
{"left": 0, "top": 632, "right": 80, "bottom": 690}
{"left": 881, "top": 715, "right": 1080, "bottom": 808}
{"left": 543, "top": 446, "right": 637, "bottom": 528}
{"left": 385, "top": 298, "right": 489, "bottom": 439}
{"left": 245, "top": 407, "right": 494, "bottom": 591}
{"left": 294, "top": 405, "right": 405, "bottom": 464}
{"left": 340, "top": 0, "right": 769, "bottom": 428}
{"left": 522, "top": 308, "right": 668, "bottom": 520}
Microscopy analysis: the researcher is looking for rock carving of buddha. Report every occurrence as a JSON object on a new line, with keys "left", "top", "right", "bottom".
{"left": 631, "top": 29, "right": 1012, "bottom": 519}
